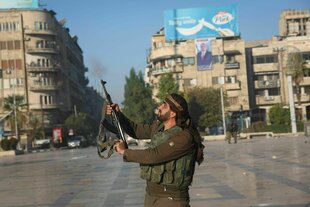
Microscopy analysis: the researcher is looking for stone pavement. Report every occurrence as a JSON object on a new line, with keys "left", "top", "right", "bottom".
{"left": 0, "top": 135, "right": 309, "bottom": 207}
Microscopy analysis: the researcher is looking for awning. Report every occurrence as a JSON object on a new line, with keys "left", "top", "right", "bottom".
{"left": 151, "top": 54, "right": 183, "bottom": 62}
{"left": 224, "top": 50, "right": 241, "bottom": 55}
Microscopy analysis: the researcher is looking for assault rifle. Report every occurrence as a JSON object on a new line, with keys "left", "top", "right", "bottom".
{"left": 97, "top": 80, "right": 128, "bottom": 159}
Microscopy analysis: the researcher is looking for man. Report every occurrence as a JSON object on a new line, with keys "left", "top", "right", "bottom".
{"left": 107, "top": 93, "right": 204, "bottom": 207}
{"left": 226, "top": 121, "right": 238, "bottom": 144}
{"left": 196, "top": 43, "right": 212, "bottom": 70}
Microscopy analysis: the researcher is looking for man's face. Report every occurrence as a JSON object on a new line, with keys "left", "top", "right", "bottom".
{"left": 201, "top": 43, "right": 207, "bottom": 52}
{"left": 156, "top": 101, "right": 173, "bottom": 122}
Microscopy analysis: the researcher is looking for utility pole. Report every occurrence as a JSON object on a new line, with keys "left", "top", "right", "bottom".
{"left": 40, "top": 95, "right": 45, "bottom": 139}
{"left": 6, "top": 69, "right": 18, "bottom": 141}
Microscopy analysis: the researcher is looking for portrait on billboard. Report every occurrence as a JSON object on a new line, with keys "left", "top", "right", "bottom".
{"left": 196, "top": 38, "right": 213, "bottom": 70}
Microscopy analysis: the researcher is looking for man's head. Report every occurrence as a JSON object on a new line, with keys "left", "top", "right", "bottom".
{"left": 156, "top": 93, "right": 190, "bottom": 127}
{"left": 200, "top": 43, "right": 207, "bottom": 52}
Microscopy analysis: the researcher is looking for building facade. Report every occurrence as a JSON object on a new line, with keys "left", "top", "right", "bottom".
{"left": 145, "top": 9, "right": 310, "bottom": 127}
{"left": 279, "top": 9, "right": 310, "bottom": 37}
{"left": 0, "top": 9, "right": 102, "bottom": 143}
{"left": 246, "top": 35, "right": 310, "bottom": 123}
{"left": 145, "top": 28, "right": 250, "bottom": 118}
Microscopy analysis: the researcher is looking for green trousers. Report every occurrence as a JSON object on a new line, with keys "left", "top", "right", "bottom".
{"left": 144, "top": 192, "right": 190, "bottom": 207}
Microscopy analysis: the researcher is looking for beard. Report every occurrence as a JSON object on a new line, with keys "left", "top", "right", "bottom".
{"left": 156, "top": 109, "right": 170, "bottom": 122}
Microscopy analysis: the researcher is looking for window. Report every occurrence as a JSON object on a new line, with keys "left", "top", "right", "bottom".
{"left": 0, "top": 41, "right": 6, "bottom": 50}
{"left": 228, "top": 97, "right": 238, "bottom": 105}
{"left": 254, "top": 55, "right": 278, "bottom": 64}
{"left": 212, "top": 55, "right": 223, "bottom": 64}
{"left": 255, "top": 90, "right": 265, "bottom": 96}
{"left": 254, "top": 75, "right": 264, "bottom": 81}
{"left": 1, "top": 60, "right": 8, "bottom": 69}
{"left": 14, "top": 40, "right": 21, "bottom": 49}
{"left": 212, "top": 76, "right": 219, "bottom": 85}
{"left": 268, "top": 88, "right": 280, "bottom": 96}
{"left": 15, "top": 59, "right": 22, "bottom": 69}
{"left": 302, "top": 52, "right": 310, "bottom": 61}
{"left": 182, "top": 57, "right": 195, "bottom": 65}
{"left": 226, "top": 55, "right": 236, "bottom": 63}
{"left": 9, "top": 60, "right": 15, "bottom": 69}
{"left": 226, "top": 76, "right": 236, "bottom": 83}
{"left": 7, "top": 41, "right": 13, "bottom": 50}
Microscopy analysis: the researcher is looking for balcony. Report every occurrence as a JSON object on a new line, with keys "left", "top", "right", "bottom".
{"left": 26, "top": 47, "right": 59, "bottom": 54}
{"left": 151, "top": 66, "right": 183, "bottom": 76}
{"left": 224, "top": 82, "right": 240, "bottom": 90}
{"left": 149, "top": 47, "right": 181, "bottom": 61}
{"left": 253, "top": 63, "right": 278, "bottom": 73}
{"left": 224, "top": 62, "right": 240, "bottom": 69}
{"left": 29, "top": 82, "right": 62, "bottom": 91}
{"left": 294, "top": 94, "right": 310, "bottom": 103}
{"left": 300, "top": 76, "right": 310, "bottom": 86}
{"left": 26, "top": 64, "right": 60, "bottom": 73}
{"left": 25, "top": 29, "right": 57, "bottom": 36}
{"left": 29, "top": 103, "right": 62, "bottom": 110}
{"left": 255, "top": 80, "right": 280, "bottom": 89}
{"left": 256, "top": 95, "right": 281, "bottom": 105}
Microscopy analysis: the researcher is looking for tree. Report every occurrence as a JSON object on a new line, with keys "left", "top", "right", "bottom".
{"left": 123, "top": 68, "right": 155, "bottom": 124}
{"left": 269, "top": 104, "right": 290, "bottom": 125}
{"left": 187, "top": 87, "right": 223, "bottom": 130}
{"left": 157, "top": 73, "right": 179, "bottom": 102}
{"left": 27, "top": 113, "right": 44, "bottom": 141}
{"left": 3, "top": 95, "right": 27, "bottom": 139}
{"left": 63, "top": 112, "right": 96, "bottom": 138}
{"left": 286, "top": 52, "right": 308, "bottom": 105}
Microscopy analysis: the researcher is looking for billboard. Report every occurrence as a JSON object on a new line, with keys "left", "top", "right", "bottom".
{"left": 164, "top": 5, "right": 238, "bottom": 41}
{"left": 196, "top": 38, "right": 214, "bottom": 70}
{"left": 0, "top": 0, "right": 39, "bottom": 9}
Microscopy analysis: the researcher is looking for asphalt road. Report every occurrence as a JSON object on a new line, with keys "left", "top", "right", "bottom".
{"left": 0, "top": 136, "right": 309, "bottom": 207}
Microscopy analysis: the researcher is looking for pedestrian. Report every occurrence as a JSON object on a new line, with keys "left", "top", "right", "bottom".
{"left": 107, "top": 93, "right": 204, "bottom": 207}
{"left": 226, "top": 121, "right": 238, "bottom": 144}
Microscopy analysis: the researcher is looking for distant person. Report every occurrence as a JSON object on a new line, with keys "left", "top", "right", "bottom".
{"left": 197, "top": 43, "right": 212, "bottom": 70}
{"left": 226, "top": 121, "right": 238, "bottom": 144}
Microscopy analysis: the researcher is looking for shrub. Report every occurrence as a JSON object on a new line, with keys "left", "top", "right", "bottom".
{"left": 9, "top": 138, "right": 18, "bottom": 150}
{"left": 0, "top": 138, "right": 10, "bottom": 151}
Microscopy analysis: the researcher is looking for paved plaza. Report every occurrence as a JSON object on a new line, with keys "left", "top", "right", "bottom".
{"left": 0, "top": 135, "right": 309, "bottom": 207}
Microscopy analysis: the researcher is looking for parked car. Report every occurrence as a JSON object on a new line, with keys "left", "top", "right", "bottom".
{"left": 34, "top": 138, "right": 51, "bottom": 149}
{"left": 67, "top": 136, "right": 88, "bottom": 148}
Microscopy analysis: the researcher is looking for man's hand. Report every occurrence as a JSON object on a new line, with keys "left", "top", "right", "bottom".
{"left": 113, "top": 140, "right": 126, "bottom": 155}
{"left": 106, "top": 104, "right": 120, "bottom": 115}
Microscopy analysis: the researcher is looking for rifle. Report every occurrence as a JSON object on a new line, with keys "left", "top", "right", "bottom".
{"left": 97, "top": 80, "right": 128, "bottom": 159}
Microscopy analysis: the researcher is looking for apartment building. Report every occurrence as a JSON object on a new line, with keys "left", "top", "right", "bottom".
{"left": 145, "top": 9, "right": 310, "bottom": 126}
{"left": 0, "top": 8, "right": 101, "bottom": 142}
{"left": 145, "top": 28, "right": 250, "bottom": 116}
{"left": 279, "top": 9, "right": 310, "bottom": 37}
{"left": 246, "top": 35, "right": 310, "bottom": 122}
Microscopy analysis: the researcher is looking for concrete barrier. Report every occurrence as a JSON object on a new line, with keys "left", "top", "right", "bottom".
{"left": 0, "top": 150, "right": 24, "bottom": 157}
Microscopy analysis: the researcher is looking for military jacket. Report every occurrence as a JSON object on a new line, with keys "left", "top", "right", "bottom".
{"left": 117, "top": 113, "right": 197, "bottom": 189}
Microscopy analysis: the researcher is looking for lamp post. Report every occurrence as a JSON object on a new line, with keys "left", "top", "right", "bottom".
{"left": 220, "top": 86, "right": 226, "bottom": 136}
{"left": 273, "top": 46, "right": 297, "bottom": 134}
{"left": 6, "top": 69, "right": 19, "bottom": 140}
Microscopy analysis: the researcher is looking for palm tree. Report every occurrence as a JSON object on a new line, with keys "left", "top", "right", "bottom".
{"left": 3, "top": 95, "right": 27, "bottom": 139}
{"left": 286, "top": 52, "right": 308, "bottom": 105}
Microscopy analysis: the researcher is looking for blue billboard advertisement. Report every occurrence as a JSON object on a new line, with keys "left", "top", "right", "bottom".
{"left": 0, "top": 0, "right": 39, "bottom": 9}
{"left": 164, "top": 5, "right": 238, "bottom": 41}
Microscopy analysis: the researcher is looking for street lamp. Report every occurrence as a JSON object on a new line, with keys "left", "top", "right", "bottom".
{"left": 273, "top": 46, "right": 298, "bottom": 134}
{"left": 6, "top": 68, "right": 19, "bottom": 140}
